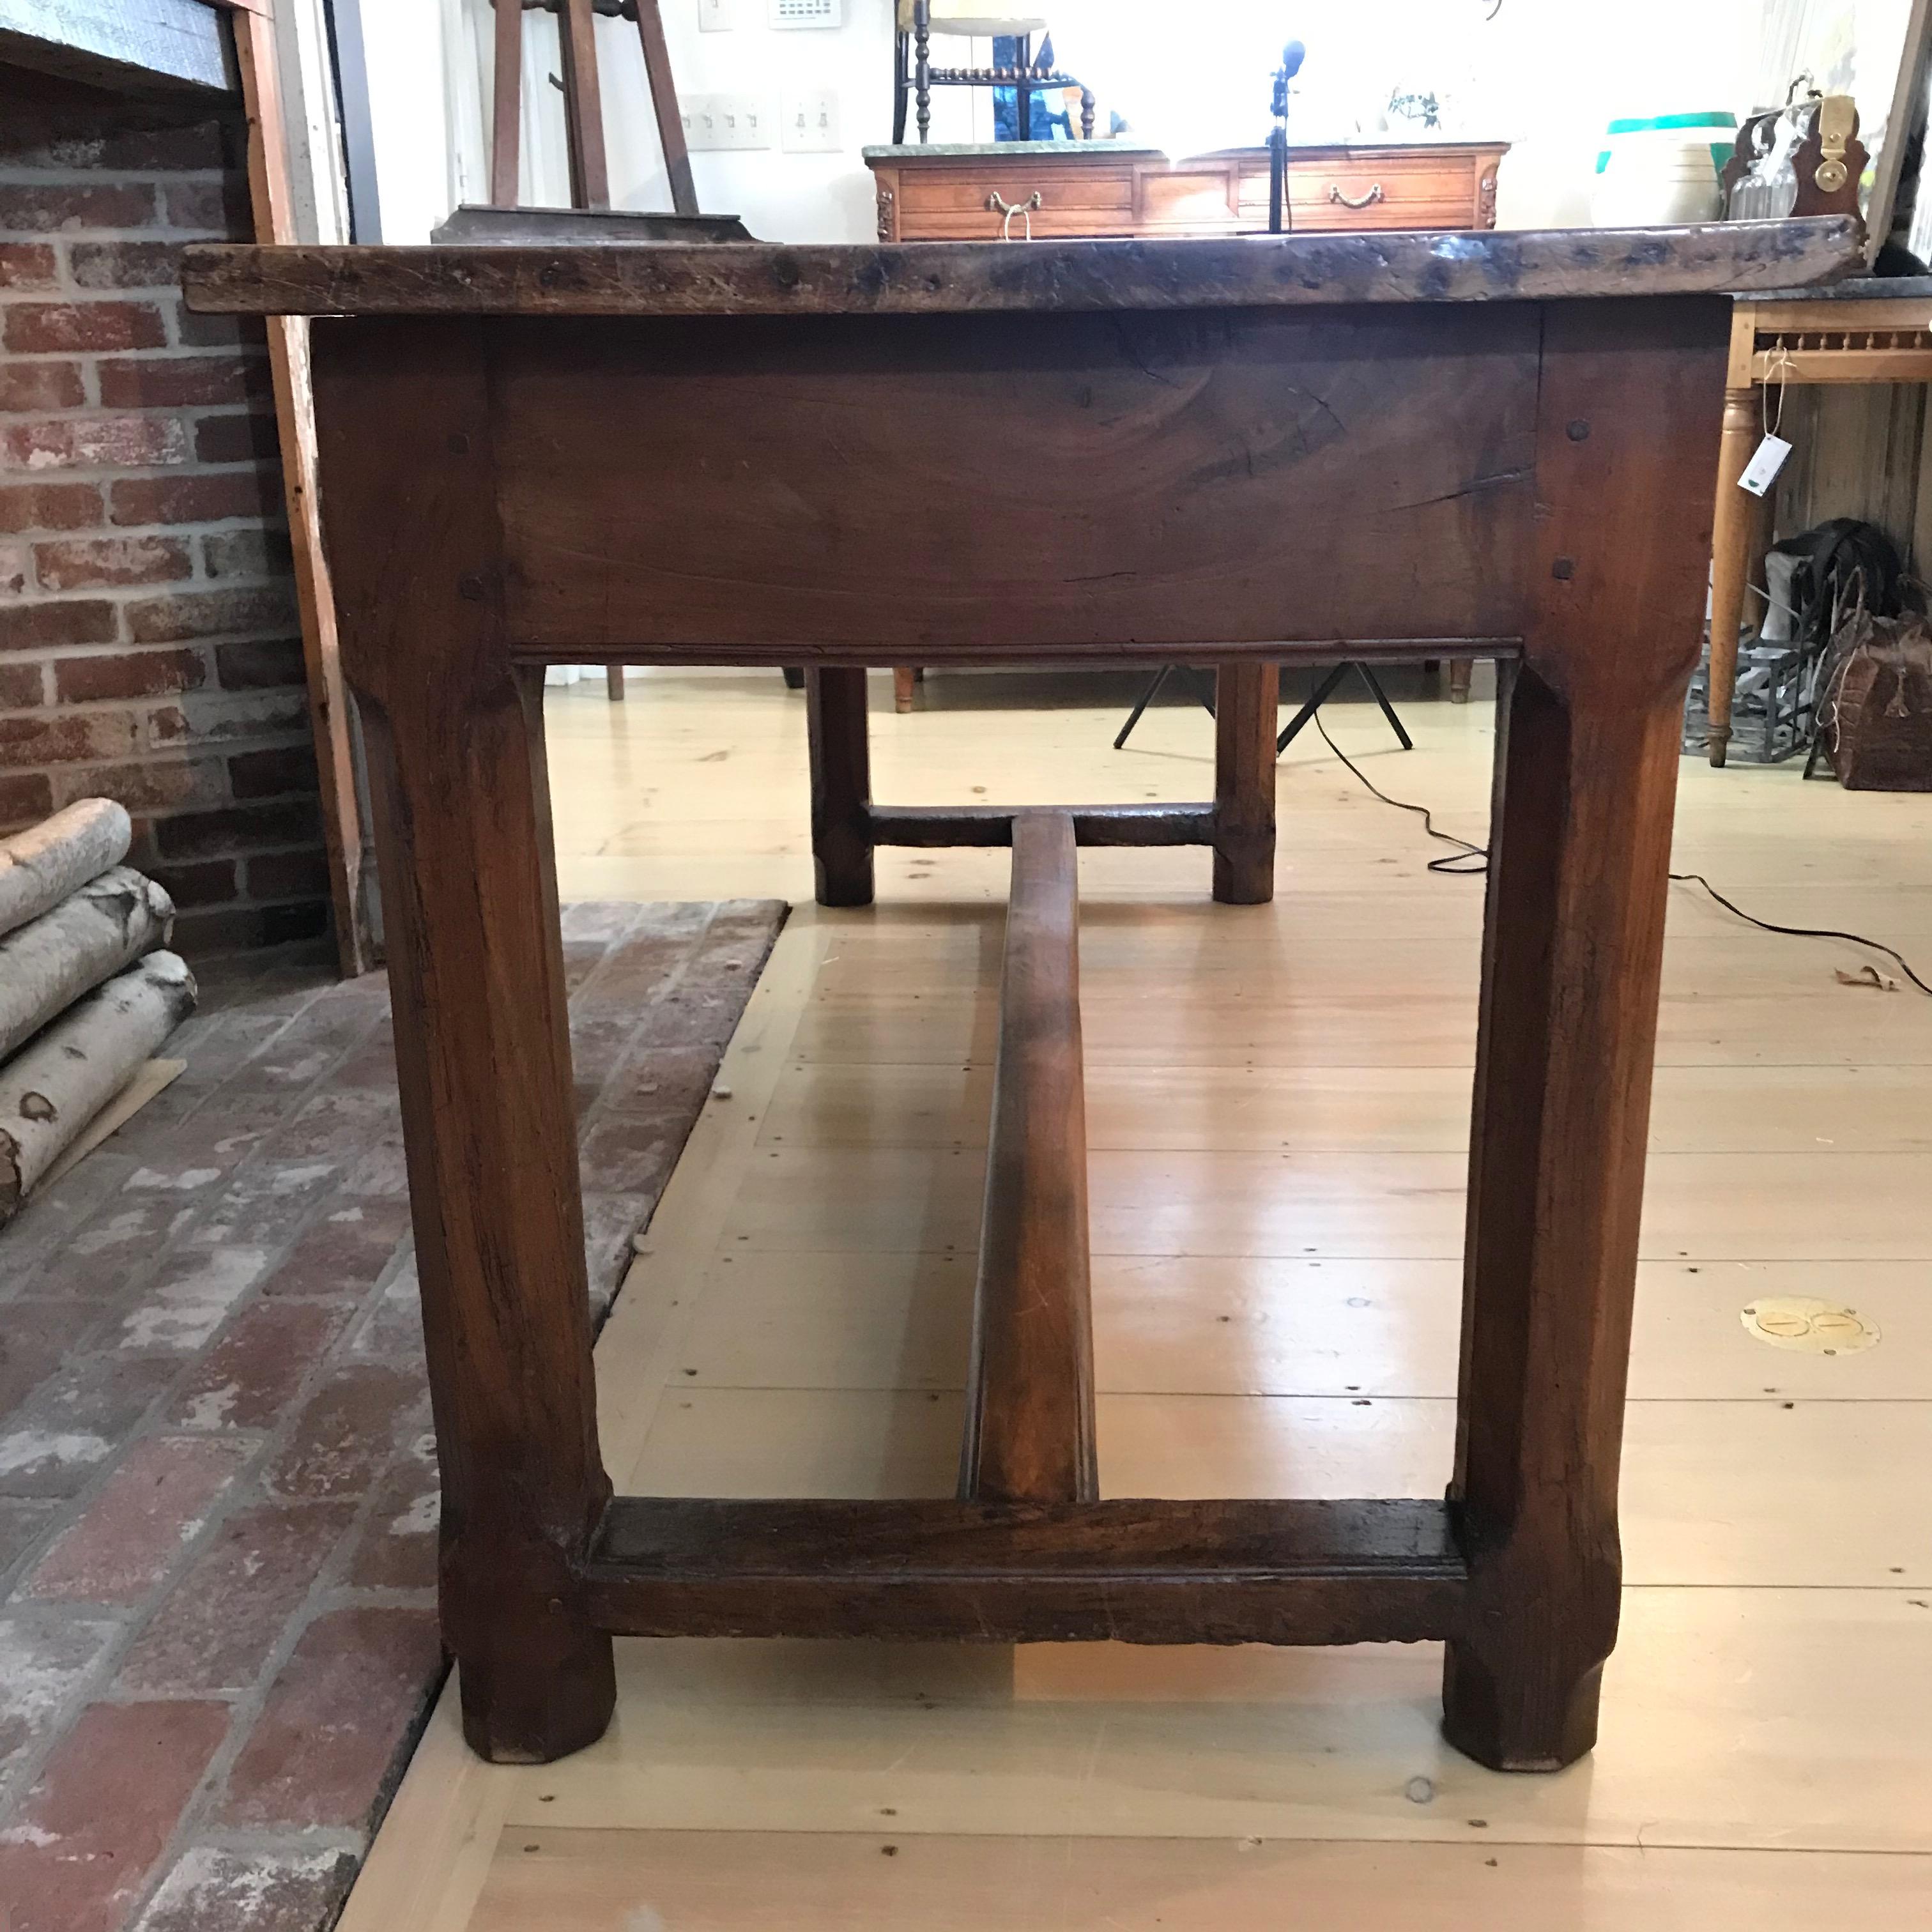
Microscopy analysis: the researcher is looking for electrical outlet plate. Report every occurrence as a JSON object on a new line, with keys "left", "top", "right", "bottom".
{"left": 770, "top": 0, "right": 841, "bottom": 27}
{"left": 680, "top": 93, "right": 770, "bottom": 150}
{"left": 698, "top": 0, "right": 732, "bottom": 29}
{"left": 781, "top": 88, "right": 841, "bottom": 152}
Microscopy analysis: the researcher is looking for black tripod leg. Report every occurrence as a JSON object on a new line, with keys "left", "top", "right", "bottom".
{"left": 1275, "top": 663, "right": 1351, "bottom": 754}
{"left": 1114, "top": 664, "right": 1174, "bottom": 750}
{"left": 1353, "top": 661, "right": 1413, "bottom": 751}
{"left": 1188, "top": 665, "right": 1218, "bottom": 720}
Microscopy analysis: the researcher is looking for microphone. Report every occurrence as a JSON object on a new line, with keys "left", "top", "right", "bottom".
{"left": 1281, "top": 40, "right": 1306, "bottom": 80}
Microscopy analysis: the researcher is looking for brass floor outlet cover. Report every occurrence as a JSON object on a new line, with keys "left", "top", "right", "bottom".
{"left": 1741, "top": 1296, "right": 1880, "bottom": 1356}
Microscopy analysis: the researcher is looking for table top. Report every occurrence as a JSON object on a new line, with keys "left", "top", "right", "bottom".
{"left": 1744, "top": 272, "right": 1932, "bottom": 303}
{"left": 859, "top": 139, "right": 1512, "bottom": 162}
{"left": 184, "top": 219, "right": 1860, "bottom": 321}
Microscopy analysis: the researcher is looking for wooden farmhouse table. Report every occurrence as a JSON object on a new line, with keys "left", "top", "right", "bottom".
{"left": 187, "top": 218, "right": 1857, "bottom": 1775}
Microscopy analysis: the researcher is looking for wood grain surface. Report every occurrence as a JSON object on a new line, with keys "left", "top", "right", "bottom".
{"left": 960, "top": 813, "right": 1098, "bottom": 1506}
{"left": 1444, "top": 297, "right": 1731, "bottom": 1773}
{"left": 583, "top": 1496, "right": 1465, "bottom": 1644}
{"left": 1213, "top": 662, "right": 1280, "bottom": 904}
{"left": 866, "top": 803, "right": 1217, "bottom": 846}
{"left": 475, "top": 303, "right": 1539, "bottom": 656}
{"left": 183, "top": 219, "right": 1860, "bottom": 318}
{"left": 311, "top": 319, "right": 616, "bottom": 1765}
{"left": 804, "top": 666, "right": 873, "bottom": 907}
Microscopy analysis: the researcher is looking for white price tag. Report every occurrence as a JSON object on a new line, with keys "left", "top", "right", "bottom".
{"left": 1738, "top": 434, "right": 1792, "bottom": 496}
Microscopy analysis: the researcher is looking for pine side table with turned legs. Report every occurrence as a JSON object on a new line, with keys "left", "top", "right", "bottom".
{"left": 186, "top": 218, "right": 1855, "bottom": 1775}
{"left": 1705, "top": 279, "right": 1932, "bottom": 765}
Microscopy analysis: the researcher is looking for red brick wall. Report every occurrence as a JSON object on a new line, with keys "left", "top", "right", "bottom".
{"left": 0, "top": 86, "right": 330, "bottom": 955}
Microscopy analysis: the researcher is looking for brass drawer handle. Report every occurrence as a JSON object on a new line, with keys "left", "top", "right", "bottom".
{"left": 988, "top": 189, "right": 1042, "bottom": 240}
{"left": 1328, "top": 181, "right": 1385, "bottom": 210}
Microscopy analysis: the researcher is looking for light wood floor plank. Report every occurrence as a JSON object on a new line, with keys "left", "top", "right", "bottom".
{"left": 494, "top": 1591, "right": 1932, "bottom": 1853}
{"left": 790, "top": 987, "right": 1932, "bottom": 1068}
{"left": 469, "top": 1830, "right": 1932, "bottom": 1932}
{"left": 762, "top": 1060, "right": 1932, "bottom": 1154}
{"left": 673, "top": 1251, "right": 1930, "bottom": 1400}
{"left": 717, "top": 1144, "right": 1932, "bottom": 1261}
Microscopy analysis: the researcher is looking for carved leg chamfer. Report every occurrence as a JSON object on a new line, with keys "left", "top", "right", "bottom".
{"left": 1443, "top": 300, "right": 1726, "bottom": 1770}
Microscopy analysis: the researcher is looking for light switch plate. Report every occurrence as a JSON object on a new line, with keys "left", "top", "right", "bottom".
{"left": 698, "top": 0, "right": 732, "bottom": 29}
{"left": 680, "top": 93, "right": 770, "bottom": 150}
{"left": 781, "top": 88, "right": 841, "bottom": 152}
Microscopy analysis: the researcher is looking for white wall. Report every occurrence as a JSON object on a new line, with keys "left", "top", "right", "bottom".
{"left": 364, "top": 0, "right": 1763, "bottom": 245}
{"left": 1483, "top": 0, "right": 1756, "bottom": 227}
{"left": 599, "top": 0, "right": 939, "bottom": 244}
{"left": 374, "top": 0, "right": 969, "bottom": 244}
{"left": 364, "top": 0, "right": 454, "bottom": 243}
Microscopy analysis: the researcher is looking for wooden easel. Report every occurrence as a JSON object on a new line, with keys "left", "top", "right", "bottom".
{"left": 490, "top": 0, "right": 698, "bottom": 702}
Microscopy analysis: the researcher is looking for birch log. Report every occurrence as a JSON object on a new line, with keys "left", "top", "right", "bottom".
{"left": 0, "top": 800, "right": 132, "bottom": 940}
{"left": 0, "top": 868, "right": 175, "bottom": 1061}
{"left": 0, "top": 951, "right": 197, "bottom": 1223}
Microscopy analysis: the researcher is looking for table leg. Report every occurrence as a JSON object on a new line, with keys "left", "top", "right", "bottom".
{"left": 1447, "top": 657, "right": 1473, "bottom": 703}
{"left": 807, "top": 666, "right": 875, "bottom": 907}
{"left": 1213, "top": 661, "right": 1276, "bottom": 905}
{"left": 1443, "top": 299, "right": 1724, "bottom": 1771}
{"left": 1705, "top": 385, "right": 1760, "bottom": 767}
{"left": 314, "top": 319, "right": 615, "bottom": 1764}
{"left": 893, "top": 665, "right": 918, "bottom": 712}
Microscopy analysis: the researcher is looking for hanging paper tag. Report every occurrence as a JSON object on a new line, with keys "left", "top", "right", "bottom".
{"left": 1738, "top": 434, "right": 1792, "bottom": 496}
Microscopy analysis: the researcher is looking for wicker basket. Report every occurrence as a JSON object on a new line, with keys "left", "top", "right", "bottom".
{"left": 1823, "top": 617, "right": 1932, "bottom": 792}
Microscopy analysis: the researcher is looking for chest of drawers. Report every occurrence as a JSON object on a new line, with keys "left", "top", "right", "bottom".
{"left": 865, "top": 141, "right": 1508, "bottom": 242}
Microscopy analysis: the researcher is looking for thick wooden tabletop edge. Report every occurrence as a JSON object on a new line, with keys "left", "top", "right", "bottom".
{"left": 183, "top": 218, "right": 1862, "bottom": 318}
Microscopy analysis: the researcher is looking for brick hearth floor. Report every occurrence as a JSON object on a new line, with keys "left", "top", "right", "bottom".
{"left": 0, "top": 900, "right": 785, "bottom": 1932}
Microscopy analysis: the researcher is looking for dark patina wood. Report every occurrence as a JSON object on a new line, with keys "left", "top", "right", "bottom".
{"left": 1444, "top": 298, "right": 1729, "bottom": 1771}
{"left": 1213, "top": 663, "right": 1280, "bottom": 906}
{"left": 584, "top": 1498, "right": 1466, "bottom": 1644}
{"left": 631, "top": 0, "right": 697, "bottom": 219}
{"left": 184, "top": 219, "right": 1856, "bottom": 317}
{"left": 309, "top": 319, "right": 615, "bottom": 1766}
{"left": 804, "top": 666, "right": 873, "bottom": 908}
{"left": 554, "top": 0, "right": 610, "bottom": 211}
{"left": 962, "top": 814, "right": 1098, "bottom": 1506}
{"left": 488, "top": 0, "right": 523, "bottom": 206}
{"left": 470, "top": 306, "right": 1537, "bottom": 661}
{"left": 866, "top": 802, "right": 1216, "bottom": 847}
{"left": 231, "top": 218, "right": 1862, "bottom": 1771}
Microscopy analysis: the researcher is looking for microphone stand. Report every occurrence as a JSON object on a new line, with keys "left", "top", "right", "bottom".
{"left": 1269, "top": 66, "right": 1288, "bottom": 232}
{"left": 1268, "top": 43, "right": 1302, "bottom": 233}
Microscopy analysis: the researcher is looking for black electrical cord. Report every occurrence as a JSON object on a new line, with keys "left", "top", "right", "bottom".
{"left": 1666, "top": 871, "right": 1932, "bottom": 997}
{"left": 1310, "top": 713, "right": 1487, "bottom": 874}
{"left": 1307, "top": 712, "right": 1932, "bottom": 996}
